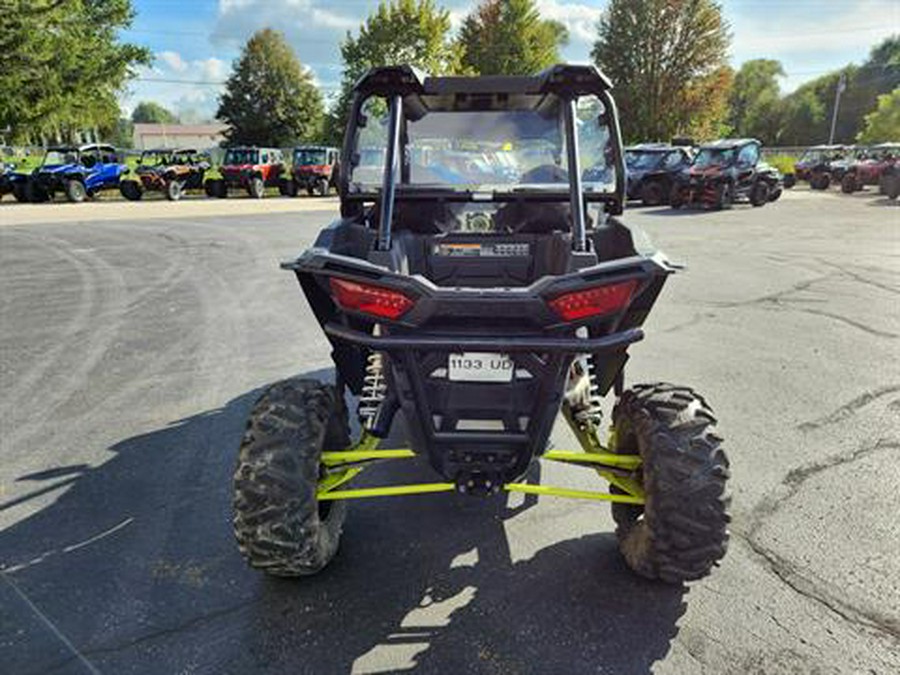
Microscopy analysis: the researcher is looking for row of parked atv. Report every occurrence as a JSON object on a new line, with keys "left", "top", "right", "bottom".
{"left": 624, "top": 138, "right": 783, "bottom": 210}
{"left": 789, "top": 142, "right": 900, "bottom": 199}
{"left": 0, "top": 144, "right": 341, "bottom": 203}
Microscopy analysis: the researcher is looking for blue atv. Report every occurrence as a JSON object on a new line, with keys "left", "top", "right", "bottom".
{"left": 27, "top": 144, "right": 128, "bottom": 203}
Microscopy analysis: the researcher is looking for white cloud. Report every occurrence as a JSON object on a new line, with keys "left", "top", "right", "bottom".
{"left": 536, "top": 0, "right": 601, "bottom": 45}
{"left": 158, "top": 51, "right": 188, "bottom": 73}
{"left": 120, "top": 52, "right": 229, "bottom": 120}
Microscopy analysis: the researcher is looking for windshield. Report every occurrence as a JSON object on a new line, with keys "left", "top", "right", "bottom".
{"left": 294, "top": 149, "right": 327, "bottom": 165}
{"left": 224, "top": 148, "right": 258, "bottom": 165}
{"left": 140, "top": 152, "right": 169, "bottom": 166}
{"left": 43, "top": 150, "right": 77, "bottom": 166}
{"left": 347, "top": 94, "right": 616, "bottom": 196}
{"left": 693, "top": 148, "right": 735, "bottom": 169}
{"left": 625, "top": 151, "right": 665, "bottom": 170}
{"left": 799, "top": 149, "right": 825, "bottom": 163}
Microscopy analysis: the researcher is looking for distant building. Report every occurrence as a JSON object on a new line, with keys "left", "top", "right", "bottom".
{"left": 132, "top": 123, "right": 228, "bottom": 150}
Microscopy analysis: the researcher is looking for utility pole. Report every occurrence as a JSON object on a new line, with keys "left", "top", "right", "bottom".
{"left": 828, "top": 72, "right": 847, "bottom": 144}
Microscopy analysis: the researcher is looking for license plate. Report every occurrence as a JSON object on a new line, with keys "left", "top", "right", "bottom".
{"left": 448, "top": 352, "right": 514, "bottom": 382}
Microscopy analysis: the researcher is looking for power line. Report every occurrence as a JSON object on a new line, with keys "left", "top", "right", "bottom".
{"left": 133, "top": 76, "right": 340, "bottom": 90}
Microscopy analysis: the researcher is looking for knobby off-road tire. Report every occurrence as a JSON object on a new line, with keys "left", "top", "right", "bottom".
{"left": 64, "top": 179, "right": 87, "bottom": 203}
{"left": 668, "top": 184, "right": 684, "bottom": 209}
{"left": 886, "top": 175, "right": 900, "bottom": 200}
{"left": 165, "top": 179, "right": 184, "bottom": 201}
{"left": 841, "top": 173, "right": 857, "bottom": 194}
{"left": 810, "top": 173, "right": 830, "bottom": 190}
{"left": 641, "top": 180, "right": 665, "bottom": 207}
{"left": 248, "top": 176, "right": 265, "bottom": 199}
{"left": 12, "top": 182, "right": 29, "bottom": 202}
{"left": 611, "top": 383, "right": 730, "bottom": 583}
{"left": 233, "top": 379, "right": 350, "bottom": 577}
{"left": 749, "top": 181, "right": 770, "bottom": 207}
{"left": 713, "top": 182, "right": 734, "bottom": 210}
{"left": 120, "top": 180, "right": 143, "bottom": 201}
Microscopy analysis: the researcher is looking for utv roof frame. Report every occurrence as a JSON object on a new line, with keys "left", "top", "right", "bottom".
{"left": 341, "top": 64, "right": 626, "bottom": 255}
{"left": 698, "top": 138, "right": 760, "bottom": 150}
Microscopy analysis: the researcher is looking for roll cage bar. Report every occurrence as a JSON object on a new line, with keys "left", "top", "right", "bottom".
{"left": 339, "top": 64, "right": 627, "bottom": 254}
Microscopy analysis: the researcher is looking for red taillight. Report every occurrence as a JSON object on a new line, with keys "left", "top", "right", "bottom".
{"left": 548, "top": 280, "right": 637, "bottom": 321}
{"left": 329, "top": 277, "right": 415, "bottom": 320}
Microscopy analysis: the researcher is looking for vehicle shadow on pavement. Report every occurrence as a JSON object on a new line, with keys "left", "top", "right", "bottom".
{"left": 641, "top": 206, "right": 741, "bottom": 217}
{"left": 0, "top": 370, "right": 687, "bottom": 675}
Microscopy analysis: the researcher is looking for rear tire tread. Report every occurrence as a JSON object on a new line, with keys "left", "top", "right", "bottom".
{"left": 612, "top": 382, "right": 730, "bottom": 583}
{"left": 233, "top": 379, "right": 350, "bottom": 577}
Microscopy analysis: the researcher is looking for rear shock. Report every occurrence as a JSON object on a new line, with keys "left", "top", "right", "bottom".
{"left": 566, "top": 355, "right": 604, "bottom": 427}
{"left": 358, "top": 351, "right": 387, "bottom": 430}
{"left": 579, "top": 354, "right": 605, "bottom": 426}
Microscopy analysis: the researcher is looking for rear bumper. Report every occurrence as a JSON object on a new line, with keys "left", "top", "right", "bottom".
{"left": 324, "top": 321, "right": 643, "bottom": 353}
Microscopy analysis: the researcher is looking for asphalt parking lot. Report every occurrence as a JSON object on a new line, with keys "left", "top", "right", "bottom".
{"left": 1, "top": 188, "right": 898, "bottom": 674}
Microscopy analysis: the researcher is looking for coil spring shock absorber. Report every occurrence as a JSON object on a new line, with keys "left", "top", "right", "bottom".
{"left": 575, "top": 354, "right": 605, "bottom": 427}
{"left": 358, "top": 351, "right": 387, "bottom": 429}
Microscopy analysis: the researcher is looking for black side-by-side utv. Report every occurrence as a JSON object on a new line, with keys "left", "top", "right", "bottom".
{"left": 232, "top": 65, "right": 730, "bottom": 583}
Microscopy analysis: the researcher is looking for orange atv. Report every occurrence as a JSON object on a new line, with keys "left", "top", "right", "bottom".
{"left": 120, "top": 149, "right": 210, "bottom": 201}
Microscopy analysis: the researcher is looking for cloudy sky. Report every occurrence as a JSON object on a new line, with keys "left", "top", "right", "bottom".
{"left": 120, "top": 0, "right": 899, "bottom": 120}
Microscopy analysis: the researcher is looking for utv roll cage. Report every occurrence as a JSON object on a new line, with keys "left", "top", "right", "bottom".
{"left": 338, "top": 64, "right": 627, "bottom": 254}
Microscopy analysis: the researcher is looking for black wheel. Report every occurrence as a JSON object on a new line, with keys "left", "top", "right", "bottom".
{"left": 165, "top": 179, "right": 184, "bottom": 201}
{"left": 120, "top": 180, "right": 143, "bottom": 201}
{"left": 12, "top": 182, "right": 28, "bottom": 202}
{"left": 278, "top": 178, "right": 296, "bottom": 197}
{"left": 25, "top": 181, "right": 49, "bottom": 203}
{"left": 783, "top": 174, "right": 796, "bottom": 189}
{"left": 749, "top": 181, "right": 770, "bottom": 207}
{"left": 233, "top": 378, "right": 350, "bottom": 577}
{"left": 315, "top": 177, "right": 329, "bottom": 197}
{"left": 611, "top": 383, "right": 730, "bottom": 583}
{"left": 841, "top": 174, "right": 857, "bottom": 194}
{"left": 248, "top": 176, "right": 265, "bottom": 199}
{"left": 668, "top": 184, "right": 684, "bottom": 209}
{"left": 205, "top": 178, "right": 228, "bottom": 198}
{"left": 811, "top": 173, "right": 830, "bottom": 190}
{"left": 768, "top": 186, "right": 783, "bottom": 202}
{"left": 713, "top": 182, "right": 733, "bottom": 210}
{"left": 886, "top": 175, "right": 900, "bottom": 200}
{"left": 640, "top": 180, "right": 665, "bottom": 206}
{"left": 64, "top": 179, "right": 86, "bottom": 203}
{"left": 878, "top": 175, "right": 889, "bottom": 195}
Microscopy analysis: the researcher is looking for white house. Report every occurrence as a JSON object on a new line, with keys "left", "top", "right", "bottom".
{"left": 132, "top": 123, "right": 228, "bottom": 150}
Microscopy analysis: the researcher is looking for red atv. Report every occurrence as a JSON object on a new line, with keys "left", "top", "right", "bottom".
{"left": 841, "top": 143, "right": 899, "bottom": 194}
{"left": 669, "top": 139, "right": 783, "bottom": 210}
{"left": 280, "top": 146, "right": 340, "bottom": 197}
{"left": 205, "top": 147, "right": 286, "bottom": 199}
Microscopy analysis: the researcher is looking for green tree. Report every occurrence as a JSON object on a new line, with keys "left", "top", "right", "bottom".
{"left": 101, "top": 118, "right": 135, "bottom": 148}
{"left": 591, "top": 0, "right": 732, "bottom": 142}
{"left": 857, "top": 88, "right": 900, "bottom": 143}
{"left": 777, "top": 86, "right": 827, "bottom": 146}
{"left": 835, "top": 36, "right": 900, "bottom": 142}
{"left": 131, "top": 101, "right": 179, "bottom": 124}
{"left": 777, "top": 37, "right": 899, "bottom": 145}
{"left": 0, "top": 0, "right": 150, "bottom": 144}
{"left": 217, "top": 29, "right": 324, "bottom": 147}
{"left": 458, "top": 0, "right": 568, "bottom": 75}
{"left": 325, "top": 0, "right": 462, "bottom": 143}
{"left": 729, "top": 59, "right": 784, "bottom": 143}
